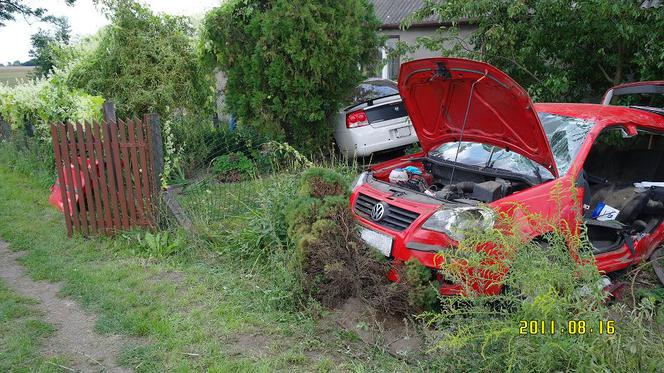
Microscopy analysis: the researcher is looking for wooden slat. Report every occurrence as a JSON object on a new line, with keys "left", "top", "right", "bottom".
{"left": 84, "top": 121, "right": 104, "bottom": 232}
{"left": 67, "top": 122, "right": 89, "bottom": 236}
{"left": 76, "top": 122, "right": 97, "bottom": 234}
{"left": 58, "top": 123, "right": 81, "bottom": 234}
{"left": 143, "top": 114, "right": 159, "bottom": 215}
{"left": 58, "top": 123, "right": 81, "bottom": 232}
{"left": 109, "top": 121, "right": 130, "bottom": 230}
{"left": 143, "top": 114, "right": 157, "bottom": 196}
{"left": 118, "top": 119, "right": 137, "bottom": 225}
{"left": 127, "top": 119, "right": 145, "bottom": 224}
{"left": 50, "top": 124, "right": 73, "bottom": 237}
{"left": 101, "top": 120, "right": 121, "bottom": 231}
{"left": 92, "top": 120, "right": 113, "bottom": 233}
{"left": 136, "top": 118, "right": 153, "bottom": 225}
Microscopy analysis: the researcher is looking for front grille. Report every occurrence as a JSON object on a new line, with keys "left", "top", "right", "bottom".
{"left": 354, "top": 193, "right": 420, "bottom": 231}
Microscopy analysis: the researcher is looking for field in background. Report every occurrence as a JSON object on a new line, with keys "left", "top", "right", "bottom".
{"left": 0, "top": 66, "right": 35, "bottom": 86}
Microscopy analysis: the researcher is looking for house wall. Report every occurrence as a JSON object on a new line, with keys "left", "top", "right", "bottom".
{"left": 379, "top": 24, "right": 476, "bottom": 80}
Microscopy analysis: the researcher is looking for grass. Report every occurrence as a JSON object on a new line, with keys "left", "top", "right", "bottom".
{"left": 0, "top": 145, "right": 413, "bottom": 372}
{"left": 0, "top": 281, "right": 69, "bottom": 372}
{"left": 0, "top": 66, "right": 35, "bottom": 87}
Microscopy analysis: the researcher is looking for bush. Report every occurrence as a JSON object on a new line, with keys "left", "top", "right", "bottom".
{"left": 298, "top": 167, "right": 346, "bottom": 198}
{"left": 0, "top": 71, "right": 103, "bottom": 141}
{"left": 66, "top": 0, "right": 214, "bottom": 119}
{"left": 211, "top": 152, "right": 257, "bottom": 182}
{"left": 201, "top": 0, "right": 383, "bottom": 153}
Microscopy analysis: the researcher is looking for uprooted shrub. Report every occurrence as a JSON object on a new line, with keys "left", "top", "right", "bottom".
{"left": 285, "top": 167, "right": 437, "bottom": 314}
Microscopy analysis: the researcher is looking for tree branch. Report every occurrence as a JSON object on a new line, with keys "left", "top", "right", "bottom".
{"left": 449, "top": 36, "right": 543, "bottom": 84}
{"left": 597, "top": 64, "right": 614, "bottom": 84}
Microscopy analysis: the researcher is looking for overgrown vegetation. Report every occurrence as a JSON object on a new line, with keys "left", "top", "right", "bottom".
{"left": 0, "top": 148, "right": 416, "bottom": 371}
{"left": 201, "top": 0, "right": 383, "bottom": 153}
{"left": 66, "top": 0, "right": 215, "bottom": 119}
{"left": 410, "top": 0, "right": 664, "bottom": 101}
{"left": 0, "top": 72, "right": 103, "bottom": 140}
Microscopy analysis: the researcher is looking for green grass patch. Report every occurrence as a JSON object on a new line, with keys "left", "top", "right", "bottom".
{"left": 0, "top": 66, "right": 34, "bottom": 87}
{"left": 0, "top": 281, "right": 71, "bottom": 372}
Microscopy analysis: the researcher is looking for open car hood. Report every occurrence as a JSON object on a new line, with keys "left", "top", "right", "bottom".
{"left": 398, "top": 58, "right": 558, "bottom": 177}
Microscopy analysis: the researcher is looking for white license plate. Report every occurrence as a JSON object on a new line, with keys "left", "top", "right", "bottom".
{"left": 359, "top": 227, "right": 393, "bottom": 257}
{"left": 394, "top": 126, "right": 411, "bottom": 138}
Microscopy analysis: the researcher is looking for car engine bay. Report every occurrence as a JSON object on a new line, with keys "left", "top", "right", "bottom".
{"left": 371, "top": 156, "right": 535, "bottom": 204}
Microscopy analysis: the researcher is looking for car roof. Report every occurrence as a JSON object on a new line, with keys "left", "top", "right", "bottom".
{"left": 362, "top": 78, "right": 397, "bottom": 85}
{"left": 609, "top": 80, "right": 664, "bottom": 90}
{"left": 534, "top": 103, "right": 664, "bottom": 130}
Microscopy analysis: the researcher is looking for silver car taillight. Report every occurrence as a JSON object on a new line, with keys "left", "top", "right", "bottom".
{"left": 346, "top": 109, "right": 369, "bottom": 128}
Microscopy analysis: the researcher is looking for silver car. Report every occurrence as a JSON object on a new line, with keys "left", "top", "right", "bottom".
{"left": 333, "top": 79, "right": 418, "bottom": 158}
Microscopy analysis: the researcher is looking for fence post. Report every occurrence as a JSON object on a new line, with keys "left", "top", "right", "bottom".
{"left": 0, "top": 114, "right": 10, "bottom": 141}
{"left": 103, "top": 101, "right": 117, "bottom": 123}
{"left": 145, "top": 113, "right": 163, "bottom": 190}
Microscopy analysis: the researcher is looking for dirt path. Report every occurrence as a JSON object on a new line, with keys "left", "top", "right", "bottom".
{"left": 0, "top": 240, "right": 132, "bottom": 373}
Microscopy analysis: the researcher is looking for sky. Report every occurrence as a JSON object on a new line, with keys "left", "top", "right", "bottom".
{"left": 0, "top": 0, "right": 221, "bottom": 64}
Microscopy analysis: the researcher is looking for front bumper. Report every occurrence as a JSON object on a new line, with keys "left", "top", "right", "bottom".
{"left": 351, "top": 186, "right": 504, "bottom": 296}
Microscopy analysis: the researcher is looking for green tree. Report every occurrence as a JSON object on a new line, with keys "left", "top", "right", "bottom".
{"left": 66, "top": 0, "right": 214, "bottom": 118}
{"left": 29, "top": 16, "right": 71, "bottom": 77}
{"left": 201, "top": 0, "right": 382, "bottom": 153}
{"left": 410, "top": 0, "right": 664, "bottom": 102}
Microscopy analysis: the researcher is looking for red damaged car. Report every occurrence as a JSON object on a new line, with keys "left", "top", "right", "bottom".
{"left": 350, "top": 57, "right": 664, "bottom": 295}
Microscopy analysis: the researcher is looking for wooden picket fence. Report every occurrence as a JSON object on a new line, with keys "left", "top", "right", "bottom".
{"left": 50, "top": 117, "right": 158, "bottom": 237}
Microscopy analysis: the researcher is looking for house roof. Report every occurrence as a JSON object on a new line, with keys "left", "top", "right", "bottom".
{"left": 370, "top": 0, "right": 441, "bottom": 29}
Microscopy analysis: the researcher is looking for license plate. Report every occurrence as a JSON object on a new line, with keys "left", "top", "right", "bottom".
{"left": 359, "top": 227, "right": 393, "bottom": 257}
{"left": 394, "top": 126, "right": 411, "bottom": 138}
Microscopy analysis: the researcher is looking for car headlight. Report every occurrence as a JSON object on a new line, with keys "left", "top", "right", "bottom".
{"left": 422, "top": 206, "right": 495, "bottom": 241}
{"left": 350, "top": 171, "right": 368, "bottom": 192}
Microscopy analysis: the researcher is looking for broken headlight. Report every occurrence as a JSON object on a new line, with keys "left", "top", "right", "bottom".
{"left": 422, "top": 206, "right": 495, "bottom": 241}
{"left": 350, "top": 171, "right": 368, "bottom": 192}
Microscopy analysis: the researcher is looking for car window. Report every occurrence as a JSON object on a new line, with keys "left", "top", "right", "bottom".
{"left": 608, "top": 84, "right": 664, "bottom": 108}
{"left": 428, "top": 113, "right": 594, "bottom": 179}
{"left": 350, "top": 81, "right": 399, "bottom": 106}
{"left": 610, "top": 92, "right": 664, "bottom": 108}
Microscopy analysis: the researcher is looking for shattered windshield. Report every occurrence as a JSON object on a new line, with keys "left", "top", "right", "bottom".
{"left": 429, "top": 113, "right": 593, "bottom": 180}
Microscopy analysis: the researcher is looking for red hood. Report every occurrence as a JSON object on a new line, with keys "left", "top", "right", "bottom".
{"left": 398, "top": 58, "right": 558, "bottom": 177}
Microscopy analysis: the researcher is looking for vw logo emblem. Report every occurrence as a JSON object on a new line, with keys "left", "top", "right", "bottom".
{"left": 371, "top": 202, "right": 388, "bottom": 221}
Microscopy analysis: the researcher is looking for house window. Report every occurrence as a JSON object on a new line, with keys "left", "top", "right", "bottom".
{"left": 381, "top": 36, "right": 401, "bottom": 80}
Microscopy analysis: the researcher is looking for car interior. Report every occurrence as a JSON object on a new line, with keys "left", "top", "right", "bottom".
{"left": 581, "top": 127, "right": 664, "bottom": 254}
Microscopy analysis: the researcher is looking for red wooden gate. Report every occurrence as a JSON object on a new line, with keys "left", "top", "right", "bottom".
{"left": 50, "top": 117, "right": 157, "bottom": 236}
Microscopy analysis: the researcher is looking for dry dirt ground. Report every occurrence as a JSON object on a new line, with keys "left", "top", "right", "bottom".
{"left": 0, "top": 240, "right": 131, "bottom": 372}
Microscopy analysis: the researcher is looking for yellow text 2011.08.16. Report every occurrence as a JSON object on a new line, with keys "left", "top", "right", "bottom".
{"left": 519, "top": 320, "right": 616, "bottom": 335}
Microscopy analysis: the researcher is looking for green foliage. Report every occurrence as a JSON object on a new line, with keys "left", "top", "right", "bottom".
{"left": 211, "top": 152, "right": 257, "bottom": 182}
{"left": 135, "top": 231, "right": 184, "bottom": 258}
{"left": 29, "top": 16, "right": 71, "bottom": 77}
{"left": 412, "top": 0, "right": 664, "bottom": 101}
{"left": 0, "top": 0, "right": 76, "bottom": 28}
{"left": 0, "top": 135, "right": 55, "bottom": 188}
{"left": 0, "top": 71, "right": 104, "bottom": 141}
{"left": 298, "top": 167, "right": 347, "bottom": 198}
{"left": 66, "top": 0, "right": 215, "bottom": 118}
{"left": 421, "top": 211, "right": 664, "bottom": 371}
{"left": 399, "top": 259, "right": 439, "bottom": 311}
{"left": 201, "top": 0, "right": 383, "bottom": 153}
